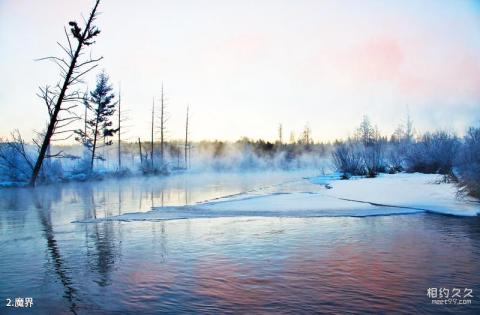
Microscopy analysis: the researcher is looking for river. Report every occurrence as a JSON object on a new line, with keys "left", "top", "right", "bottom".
{"left": 1, "top": 171, "right": 479, "bottom": 314}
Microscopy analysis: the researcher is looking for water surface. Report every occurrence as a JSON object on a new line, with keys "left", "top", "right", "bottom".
{"left": 1, "top": 172, "right": 479, "bottom": 314}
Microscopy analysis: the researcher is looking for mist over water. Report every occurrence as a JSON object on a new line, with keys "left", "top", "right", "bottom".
{"left": 44, "top": 141, "right": 331, "bottom": 178}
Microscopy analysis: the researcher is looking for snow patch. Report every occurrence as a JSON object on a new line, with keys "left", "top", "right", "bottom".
{"left": 74, "top": 173, "right": 480, "bottom": 223}
{"left": 319, "top": 173, "right": 480, "bottom": 216}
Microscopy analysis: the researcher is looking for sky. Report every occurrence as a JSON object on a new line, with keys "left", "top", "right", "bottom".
{"left": 1, "top": 0, "right": 480, "bottom": 143}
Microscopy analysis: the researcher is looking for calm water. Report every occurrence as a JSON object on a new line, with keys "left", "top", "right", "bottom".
{"left": 1, "top": 172, "right": 479, "bottom": 314}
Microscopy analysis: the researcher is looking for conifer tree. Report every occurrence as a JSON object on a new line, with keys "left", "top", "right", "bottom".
{"left": 75, "top": 72, "right": 118, "bottom": 170}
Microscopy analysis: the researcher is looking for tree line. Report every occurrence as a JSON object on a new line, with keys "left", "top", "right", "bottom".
{"left": 331, "top": 115, "right": 480, "bottom": 198}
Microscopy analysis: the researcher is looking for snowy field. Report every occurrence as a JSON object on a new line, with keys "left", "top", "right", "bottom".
{"left": 76, "top": 173, "right": 480, "bottom": 223}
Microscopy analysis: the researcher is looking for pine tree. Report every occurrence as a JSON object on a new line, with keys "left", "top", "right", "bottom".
{"left": 75, "top": 72, "right": 118, "bottom": 171}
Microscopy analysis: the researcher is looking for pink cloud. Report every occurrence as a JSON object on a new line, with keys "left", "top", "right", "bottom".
{"left": 304, "top": 33, "right": 480, "bottom": 104}
{"left": 353, "top": 37, "right": 405, "bottom": 82}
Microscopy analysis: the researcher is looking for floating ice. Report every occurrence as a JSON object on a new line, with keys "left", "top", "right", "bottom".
{"left": 74, "top": 173, "right": 480, "bottom": 223}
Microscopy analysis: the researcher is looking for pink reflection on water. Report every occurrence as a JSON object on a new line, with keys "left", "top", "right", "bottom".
{"left": 192, "top": 254, "right": 275, "bottom": 309}
{"left": 121, "top": 261, "right": 177, "bottom": 303}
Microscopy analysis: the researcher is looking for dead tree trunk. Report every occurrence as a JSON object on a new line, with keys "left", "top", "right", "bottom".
{"left": 138, "top": 137, "right": 143, "bottom": 165}
{"left": 118, "top": 84, "right": 121, "bottom": 169}
{"left": 184, "top": 105, "right": 189, "bottom": 169}
{"left": 177, "top": 144, "right": 180, "bottom": 168}
{"left": 160, "top": 84, "right": 165, "bottom": 165}
{"left": 90, "top": 113, "right": 100, "bottom": 170}
{"left": 30, "top": 0, "right": 102, "bottom": 186}
{"left": 84, "top": 99, "right": 88, "bottom": 139}
{"left": 151, "top": 97, "right": 155, "bottom": 170}
{"left": 278, "top": 123, "right": 283, "bottom": 144}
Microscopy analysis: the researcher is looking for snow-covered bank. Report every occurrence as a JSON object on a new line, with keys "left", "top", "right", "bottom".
{"left": 74, "top": 173, "right": 480, "bottom": 223}
{"left": 316, "top": 173, "right": 480, "bottom": 216}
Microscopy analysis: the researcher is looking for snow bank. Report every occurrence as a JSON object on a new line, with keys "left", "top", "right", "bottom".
{"left": 319, "top": 173, "right": 480, "bottom": 216}
{"left": 74, "top": 173, "right": 480, "bottom": 223}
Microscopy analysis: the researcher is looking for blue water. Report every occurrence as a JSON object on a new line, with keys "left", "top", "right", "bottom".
{"left": 1, "top": 172, "right": 479, "bottom": 314}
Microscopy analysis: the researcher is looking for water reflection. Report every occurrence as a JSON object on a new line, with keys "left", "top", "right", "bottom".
{"left": 0, "top": 172, "right": 479, "bottom": 314}
{"left": 32, "top": 190, "right": 78, "bottom": 314}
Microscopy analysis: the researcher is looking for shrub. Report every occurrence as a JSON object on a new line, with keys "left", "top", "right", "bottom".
{"left": 331, "top": 140, "right": 364, "bottom": 179}
{"left": 456, "top": 127, "right": 480, "bottom": 197}
{"left": 405, "top": 131, "right": 459, "bottom": 175}
{"left": 363, "top": 140, "right": 386, "bottom": 177}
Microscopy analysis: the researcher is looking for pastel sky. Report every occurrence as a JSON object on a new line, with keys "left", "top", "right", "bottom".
{"left": 1, "top": 0, "right": 480, "bottom": 142}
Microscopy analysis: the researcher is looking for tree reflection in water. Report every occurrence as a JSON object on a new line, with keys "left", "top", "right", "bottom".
{"left": 33, "top": 189, "right": 78, "bottom": 314}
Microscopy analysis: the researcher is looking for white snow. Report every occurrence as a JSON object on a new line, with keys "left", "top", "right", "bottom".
{"left": 319, "top": 173, "right": 480, "bottom": 216}
{"left": 75, "top": 173, "right": 480, "bottom": 223}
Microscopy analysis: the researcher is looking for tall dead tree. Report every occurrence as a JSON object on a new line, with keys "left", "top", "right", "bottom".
{"left": 30, "top": 0, "right": 102, "bottom": 186}
{"left": 138, "top": 137, "right": 143, "bottom": 165}
{"left": 115, "top": 83, "right": 130, "bottom": 171}
{"left": 83, "top": 92, "right": 89, "bottom": 138}
{"left": 117, "top": 84, "right": 121, "bottom": 169}
{"left": 159, "top": 84, "right": 166, "bottom": 166}
{"left": 184, "top": 105, "right": 189, "bottom": 169}
{"left": 278, "top": 123, "right": 283, "bottom": 144}
{"left": 151, "top": 97, "right": 155, "bottom": 170}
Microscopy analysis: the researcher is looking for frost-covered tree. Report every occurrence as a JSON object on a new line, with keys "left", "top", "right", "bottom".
{"left": 387, "top": 114, "right": 415, "bottom": 173}
{"left": 355, "top": 115, "right": 376, "bottom": 146}
{"left": 456, "top": 127, "right": 480, "bottom": 196}
{"left": 331, "top": 116, "right": 387, "bottom": 178}
{"left": 75, "top": 72, "right": 118, "bottom": 171}
{"left": 405, "top": 131, "right": 459, "bottom": 175}
{"left": 0, "top": 131, "right": 34, "bottom": 182}
{"left": 363, "top": 138, "right": 386, "bottom": 177}
{"left": 331, "top": 140, "right": 364, "bottom": 179}
{"left": 353, "top": 116, "right": 386, "bottom": 177}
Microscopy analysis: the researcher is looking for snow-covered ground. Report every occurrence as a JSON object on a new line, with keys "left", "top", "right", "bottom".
{"left": 314, "top": 173, "right": 480, "bottom": 216}
{"left": 75, "top": 173, "right": 480, "bottom": 223}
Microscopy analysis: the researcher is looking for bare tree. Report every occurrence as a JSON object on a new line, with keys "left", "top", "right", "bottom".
{"left": 150, "top": 97, "right": 155, "bottom": 169}
{"left": 300, "top": 124, "right": 312, "bottom": 146}
{"left": 355, "top": 115, "right": 376, "bottom": 146}
{"left": 159, "top": 84, "right": 167, "bottom": 166}
{"left": 115, "top": 83, "right": 131, "bottom": 171}
{"left": 278, "top": 123, "right": 283, "bottom": 145}
{"left": 405, "top": 131, "right": 459, "bottom": 175}
{"left": 0, "top": 130, "right": 35, "bottom": 181}
{"left": 117, "top": 84, "right": 122, "bottom": 169}
{"left": 331, "top": 140, "right": 364, "bottom": 179}
{"left": 405, "top": 111, "right": 414, "bottom": 142}
{"left": 30, "top": 0, "right": 103, "bottom": 186}
{"left": 363, "top": 134, "right": 385, "bottom": 177}
{"left": 138, "top": 137, "right": 144, "bottom": 165}
{"left": 289, "top": 131, "right": 296, "bottom": 144}
{"left": 185, "top": 105, "right": 189, "bottom": 169}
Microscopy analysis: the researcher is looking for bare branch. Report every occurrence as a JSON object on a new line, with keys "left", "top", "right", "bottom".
{"left": 51, "top": 133, "right": 75, "bottom": 141}
{"left": 56, "top": 41, "right": 73, "bottom": 58}
{"left": 64, "top": 26, "right": 73, "bottom": 56}
{"left": 75, "top": 56, "right": 103, "bottom": 69}
{"left": 69, "top": 64, "right": 99, "bottom": 84}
